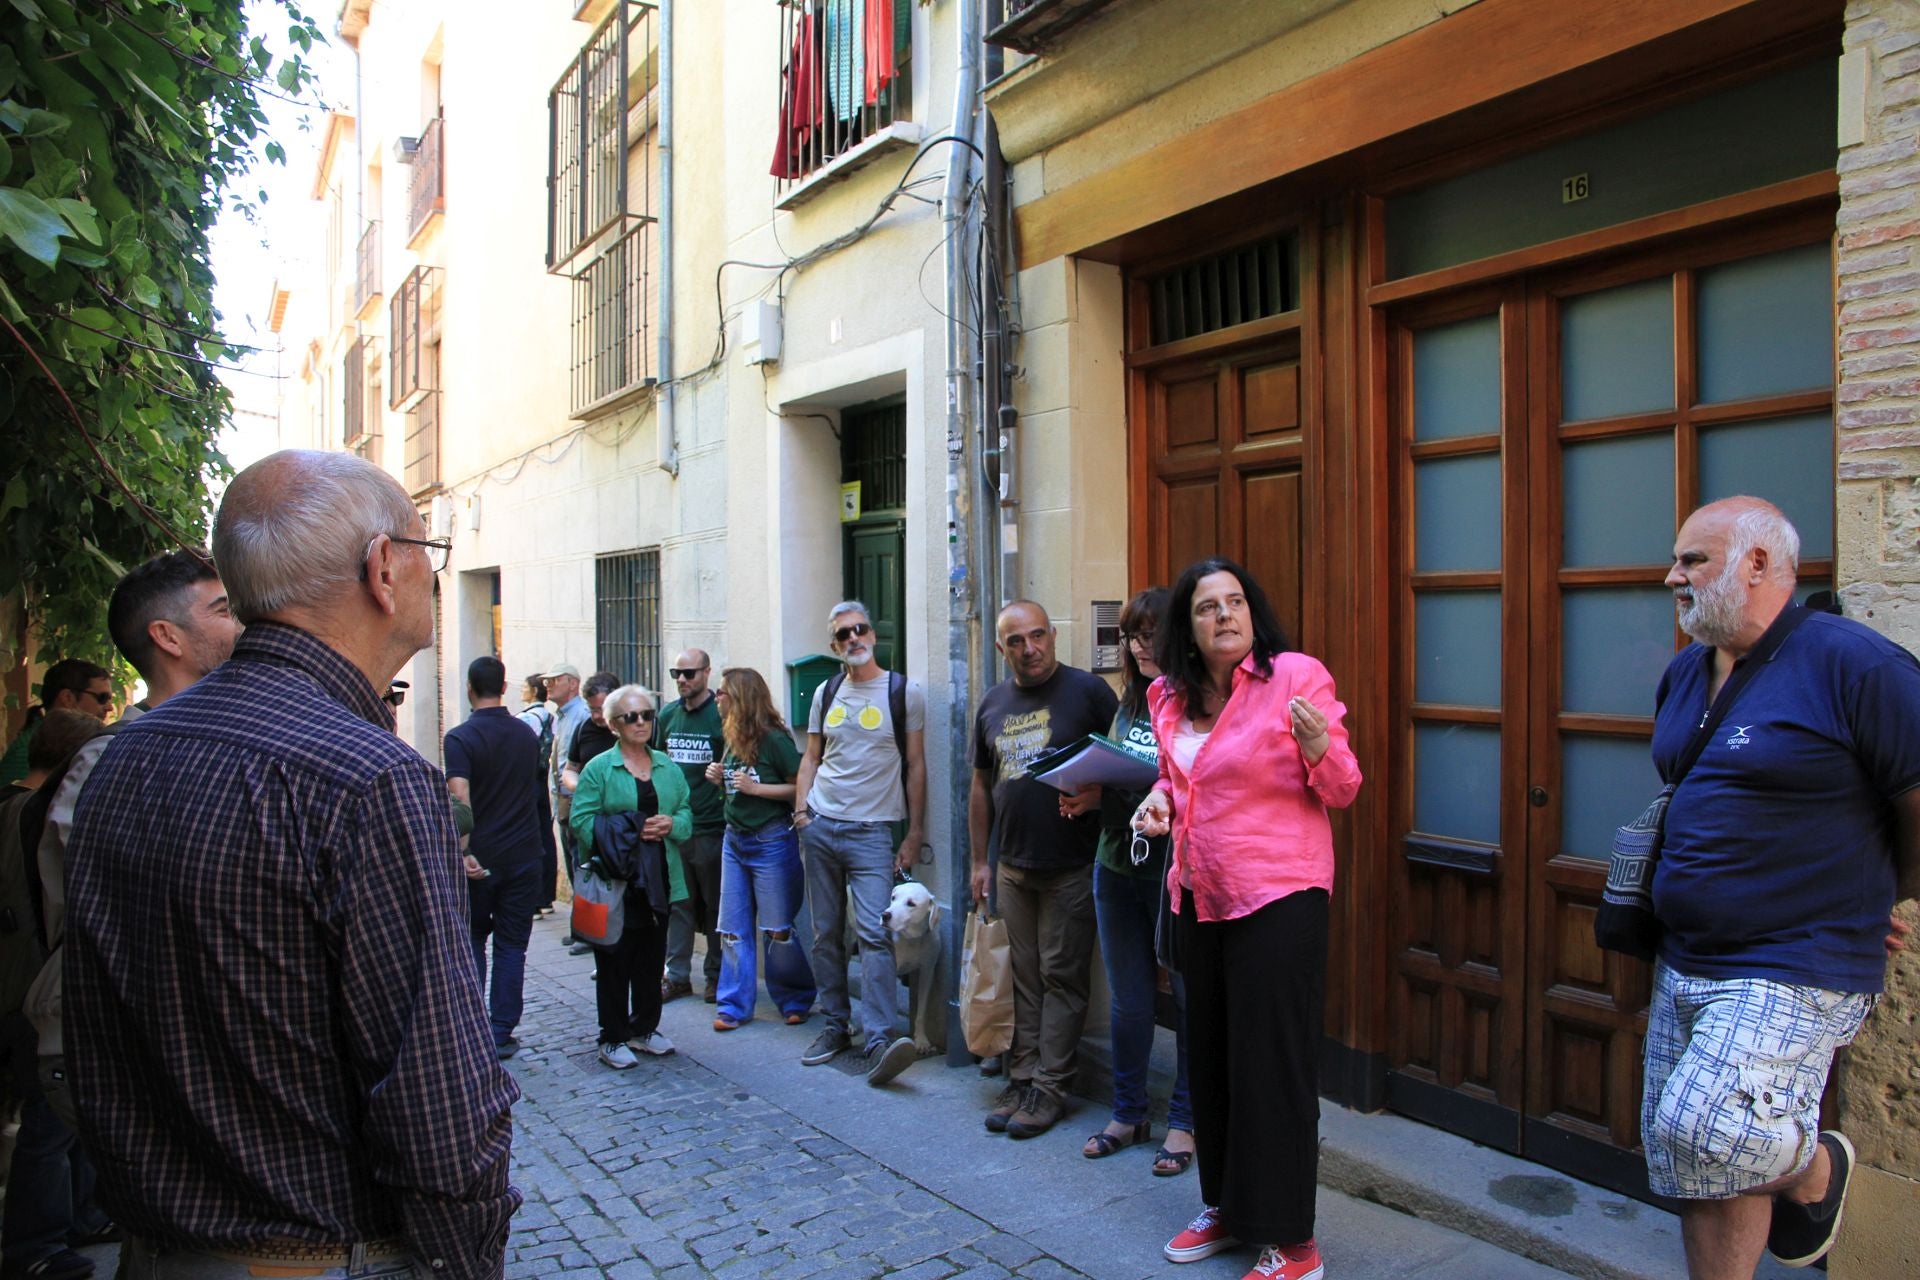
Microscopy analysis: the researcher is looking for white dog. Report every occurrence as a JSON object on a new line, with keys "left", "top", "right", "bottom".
{"left": 881, "top": 880, "right": 944, "bottom": 1053}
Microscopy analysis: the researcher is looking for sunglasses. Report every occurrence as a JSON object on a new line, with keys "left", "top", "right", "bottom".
{"left": 614, "top": 709, "right": 656, "bottom": 725}
{"left": 81, "top": 688, "right": 114, "bottom": 706}
{"left": 669, "top": 667, "right": 707, "bottom": 680}
{"left": 833, "top": 621, "right": 874, "bottom": 644}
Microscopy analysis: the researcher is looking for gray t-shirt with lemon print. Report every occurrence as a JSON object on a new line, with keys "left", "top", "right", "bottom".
{"left": 805, "top": 670, "right": 926, "bottom": 823}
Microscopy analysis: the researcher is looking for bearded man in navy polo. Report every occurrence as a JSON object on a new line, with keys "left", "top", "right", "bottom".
{"left": 1643, "top": 496, "right": 1920, "bottom": 1279}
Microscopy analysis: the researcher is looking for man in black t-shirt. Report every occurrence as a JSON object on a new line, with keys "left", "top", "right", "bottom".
{"left": 970, "top": 600, "right": 1118, "bottom": 1139}
{"left": 445, "top": 656, "right": 546, "bottom": 1059}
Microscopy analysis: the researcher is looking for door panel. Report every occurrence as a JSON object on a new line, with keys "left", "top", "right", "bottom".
{"left": 1143, "top": 344, "right": 1303, "bottom": 623}
{"left": 845, "top": 520, "right": 905, "bottom": 675}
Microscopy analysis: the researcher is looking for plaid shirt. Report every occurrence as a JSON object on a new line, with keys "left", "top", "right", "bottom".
{"left": 64, "top": 622, "right": 521, "bottom": 1279}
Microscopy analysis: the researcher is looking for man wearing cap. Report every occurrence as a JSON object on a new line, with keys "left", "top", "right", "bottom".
{"left": 544, "top": 663, "right": 589, "bottom": 953}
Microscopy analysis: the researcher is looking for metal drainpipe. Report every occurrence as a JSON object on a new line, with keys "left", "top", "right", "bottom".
{"left": 657, "top": 0, "right": 679, "bottom": 475}
{"left": 942, "top": 0, "right": 983, "bottom": 1067}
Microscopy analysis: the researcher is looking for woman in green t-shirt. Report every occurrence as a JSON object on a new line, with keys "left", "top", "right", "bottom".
{"left": 1084, "top": 586, "right": 1195, "bottom": 1177}
{"left": 705, "top": 667, "right": 818, "bottom": 1031}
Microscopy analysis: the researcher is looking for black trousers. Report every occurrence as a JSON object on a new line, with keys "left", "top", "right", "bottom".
{"left": 1178, "top": 886, "right": 1328, "bottom": 1247}
{"left": 595, "top": 900, "right": 669, "bottom": 1046}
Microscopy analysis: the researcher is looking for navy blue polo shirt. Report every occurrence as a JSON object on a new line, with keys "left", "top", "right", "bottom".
{"left": 1651, "top": 610, "right": 1920, "bottom": 993}
{"left": 443, "top": 707, "right": 545, "bottom": 868}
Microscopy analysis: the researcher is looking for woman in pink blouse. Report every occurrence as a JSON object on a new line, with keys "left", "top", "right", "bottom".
{"left": 1134, "top": 557, "right": 1362, "bottom": 1280}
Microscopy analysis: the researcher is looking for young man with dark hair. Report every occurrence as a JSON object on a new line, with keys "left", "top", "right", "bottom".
{"left": 105, "top": 549, "right": 236, "bottom": 721}
{"left": 445, "top": 655, "right": 547, "bottom": 1059}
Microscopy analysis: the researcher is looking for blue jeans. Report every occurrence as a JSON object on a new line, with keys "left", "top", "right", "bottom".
{"left": 716, "top": 822, "right": 817, "bottom": 1021}
{"left": 468, "top": 857, "right": 540, "bottom": 1045}
{"left": 801, "top": 813, "right": 900, "bottom": 1052}
{"left": 1094, "top": 862, "right": 1192, "bottom": 1131}
{"left": 2, "top": 1093, "right": 75, "bottom": 1267}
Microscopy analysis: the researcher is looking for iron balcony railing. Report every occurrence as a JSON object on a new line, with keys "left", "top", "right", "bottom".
{"left": 570, "top": 222, "right": 652, "bottom": 416}
{"left": 986, "top": 0, "right": 1123, "bottom": 53}
{"left": 772, "top": 0, "right": 913, "bottom": 189}
{"left": 405, "top": 389, "right": 440, "bottom": 496}
{"left": 548, "top": 1, "right": 655, "bottom": 272}
{"left": 408, "top": 110, "right": 445, "bottom": 242}
{"left": 389, "top": 265, "right": 440, "bottom": 411}
{"left": 354, "top": 221, "right": 381, "bottom": 316}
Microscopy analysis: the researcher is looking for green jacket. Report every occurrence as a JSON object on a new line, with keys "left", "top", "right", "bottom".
{"left": 570, "top": 746, "right": 692, "bottom": 903}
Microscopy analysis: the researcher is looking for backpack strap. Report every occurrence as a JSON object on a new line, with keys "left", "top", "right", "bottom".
{"left": 889, "top": 671, "right": 908, "bottom": 804}
{"left": 816, "top": 671, "right": 849, "bottom": 765}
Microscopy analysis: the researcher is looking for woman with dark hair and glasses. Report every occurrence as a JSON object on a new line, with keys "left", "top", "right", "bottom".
{"left": 570, "top": 684, "right": 692, "bottom": 1069}
{"left": 1137, "top": 558, "right": 1361, "bottom": 1280}
{"left": 703, "top": 667, "right": 816, "bottom": 1031}
{"left": 1082, "top": 586, "right": 1197, "bottom": 1176}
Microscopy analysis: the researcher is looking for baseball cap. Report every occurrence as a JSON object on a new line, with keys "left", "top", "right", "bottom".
{"left": 543, "top": 661, "right": 582, "bottom": 679}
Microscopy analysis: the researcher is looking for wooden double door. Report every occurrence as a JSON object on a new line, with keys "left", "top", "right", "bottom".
{"left": 1384, "top": 227, "right": 1837, "bottom": 1191}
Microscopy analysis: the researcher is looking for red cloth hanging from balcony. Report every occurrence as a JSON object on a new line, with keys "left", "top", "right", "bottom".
{"left": 771, "top": 8, "right": 823, "bottom": 179}
{"left": 863, "top": 0, "right": 896, "bottom": 104}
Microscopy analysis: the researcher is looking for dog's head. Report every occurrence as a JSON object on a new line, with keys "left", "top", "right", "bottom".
{"left": 881, "top": 881, "right": 940, "bottom": 939}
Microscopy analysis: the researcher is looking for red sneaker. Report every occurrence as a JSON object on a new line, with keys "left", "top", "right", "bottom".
{"left": 1247, "top": 1241, "right": 1323, "bottom": 1280}
{"left": 1165, "top": 1206, "right": 1239, "bottom": 1263}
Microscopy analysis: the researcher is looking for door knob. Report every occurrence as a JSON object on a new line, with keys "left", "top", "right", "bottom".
{"left": 1529, "top": 786, "right": 1549, "bottom": 808}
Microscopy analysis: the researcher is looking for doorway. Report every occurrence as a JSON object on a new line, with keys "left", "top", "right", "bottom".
{"left": 1384, "top": 228, "right": 1836, "bottom": 1193}
{"left": 841, "top": 397, "right": 908, "bottom": 674}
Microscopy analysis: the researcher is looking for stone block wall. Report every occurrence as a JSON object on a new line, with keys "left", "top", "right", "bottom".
{"left": 1833, "top": 3, "right": 1920, "bottom": 1276}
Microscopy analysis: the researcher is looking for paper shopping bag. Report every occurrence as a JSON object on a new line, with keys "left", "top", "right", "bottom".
{"left": 959, "top": 908, "right": 1013, "bottom": 1057}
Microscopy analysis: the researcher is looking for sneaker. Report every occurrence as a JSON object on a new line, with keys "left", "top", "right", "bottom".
{"left": 865, "top": 1036, "right": 917, "bottom": 1087}
{"left": 801, "top": 1025, "right": 849, "bottom": 1066}
{"left": 568, "top": 941, "right": 594, "bottom": 956}
{"left": 1246, "top": 1242, "right": 1322, "bottom": 1280}
{"left": 2, "top": 1248, "right": 95, "bottom": 1280}
{"left": 1006, "top": 1085, "right": 1066, "bottom": 1139}
{"left": 631, "top": 1030, "right": 676, "bottom": 1056}
{"left": 661, "top": 978, "right": 694, "bottom": 1002}
{"left": 597, "top": 1042, "right": 639, "bottom": 1070}
{"left": 494, "top": 1036, "right": 521, "bottom": 1060}
{"left": 985, "top": 1081, "right": 1030, "bottom": 1133}
{"left": 1769, "top": 1129, "right": 1855, "bottom": 1267}
{"left": 1165, "top": 1206, "right": 1239, "bottom": 1263}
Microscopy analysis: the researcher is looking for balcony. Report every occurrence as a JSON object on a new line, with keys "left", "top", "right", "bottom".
{"left": 570, "top": 222, "right": 652, "bottom": 418}
{"left": 354, "top": 221, "right": 382, "bottom": 319}
{"left": 548, "top": 0, "right": 656, "bottom": 273}
{"left": 407, "top": 110, "right": 445, "bottom": 246}
{"left": 771, "top": 0, "right": 917, "bottom": 206}
{"left": 389, "top": 265, "right": 440, "bottom": 412}
{"left": 404, "top": 389, "right": 440, "bottom": 497}
{"left": 343, "top": 338, "right": 367, "bottom": 447}
{"left": 986, "top": 0, "right": 1123, "bottom": 53}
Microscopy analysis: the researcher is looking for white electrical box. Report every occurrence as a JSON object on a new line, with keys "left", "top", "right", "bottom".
{"left": 741, "top": 300, "right": 783, "bottom": 366}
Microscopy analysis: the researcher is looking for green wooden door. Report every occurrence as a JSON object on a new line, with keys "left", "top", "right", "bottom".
{"left": 845, "top": 519, "right": 905, "bottom": 675}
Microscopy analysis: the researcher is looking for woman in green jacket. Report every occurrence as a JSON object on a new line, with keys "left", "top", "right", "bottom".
{"left": 571, "top": 683, "right": 693, "bottom": 1069}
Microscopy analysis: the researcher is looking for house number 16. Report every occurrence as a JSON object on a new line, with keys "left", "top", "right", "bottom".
{"left": 1562, "top": 173, "right": 1591, "bottom": 203}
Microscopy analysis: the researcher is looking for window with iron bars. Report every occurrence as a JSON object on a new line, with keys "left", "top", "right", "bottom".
{"left": 343, "top": 339, "right": 367, "bottom": 448}
{"left": 390, "top": 265, "right": 440, "bottom": 410}
{"left": 595, "top": 549, "right": 662, "bottom": 691}
{"left": 550, "top": 1, "right": 658, "bottom": 417}
{"left": 772, "top": 0, "right": 914, "bottom": 188}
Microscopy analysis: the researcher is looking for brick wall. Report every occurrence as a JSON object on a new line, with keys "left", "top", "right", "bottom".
{"left": 1832, "top": 3, "right": 1920, "bottom": 1275}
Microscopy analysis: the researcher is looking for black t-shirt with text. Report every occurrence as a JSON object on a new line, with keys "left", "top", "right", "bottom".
{"left": 971, "top": 665, "right": 1118, "bottom": 870}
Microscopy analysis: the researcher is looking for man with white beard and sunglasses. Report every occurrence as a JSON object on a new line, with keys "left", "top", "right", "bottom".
{"left": 1640, "top": 496, "right": 1920, "bottom": 1280}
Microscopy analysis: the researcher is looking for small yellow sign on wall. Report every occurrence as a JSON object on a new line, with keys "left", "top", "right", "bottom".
{"left": 840, "top": 481, "right": 862, "bottom": 523}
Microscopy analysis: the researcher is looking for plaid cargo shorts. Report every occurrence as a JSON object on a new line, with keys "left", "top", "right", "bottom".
{"left": 1641, "top": 960, "right": 1873, "bottom": 1200}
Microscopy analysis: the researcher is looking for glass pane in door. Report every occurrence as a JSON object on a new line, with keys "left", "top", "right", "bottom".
{"left": 1562, "top": 433, "right": 1675, "bottom": 567}
{"left": 1561, "top": 588, "right": 1675, "bottom": 716}
{"left": 1696, "top": 242, "right": 1834, "bottom": 403}
{"left": 1697, "top": 412, "right": 1835, "bottom": 558}
{"left": 1414, "top": 315, "right": 1502, "bottom": 440}
{"left": 1560, "top": 277, "right": 1674, "bottom": 421}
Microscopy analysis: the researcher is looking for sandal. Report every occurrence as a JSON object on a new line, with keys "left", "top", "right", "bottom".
{"left": 1152, "top": 1143, "right": 1195, "bottom": 1177}
{"left": 1083, "top": 1120, "right": 1151, "bottom": 1159}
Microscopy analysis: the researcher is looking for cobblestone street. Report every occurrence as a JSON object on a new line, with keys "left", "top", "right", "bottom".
{"left": 498, "top": 916, "right": 1570, "bottom": 1280}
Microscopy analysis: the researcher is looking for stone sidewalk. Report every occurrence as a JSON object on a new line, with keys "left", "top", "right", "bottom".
{"left": 501, "top": 915, "right": 1572, "bottom": 1279}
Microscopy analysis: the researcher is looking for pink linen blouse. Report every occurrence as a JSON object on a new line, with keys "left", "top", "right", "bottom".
{"left": 1147, "top": 650, "right": 1362, "bottom": 922}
